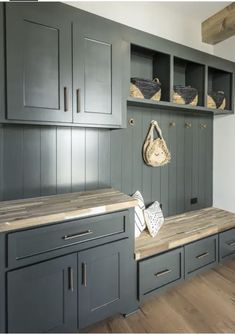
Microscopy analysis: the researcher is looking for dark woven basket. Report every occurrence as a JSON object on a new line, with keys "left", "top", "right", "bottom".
{"left": 130, "top": 77, "right": 161, "bottom": 100}
{"left": 173, "top": 85, "right": 198, "bottom": 106}
{"left": 207, "top": 91, "right": 226, "bottom": 109}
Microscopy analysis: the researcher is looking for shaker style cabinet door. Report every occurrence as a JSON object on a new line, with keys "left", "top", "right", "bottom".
{"left": 7, "top": 254, "right": 77, "bottom": 333}
{"left": 0, "top": 3, "right": 4, "bottom": 121}
{"left": 78, "top": 240, "right": 127, "bottom": 329}
{"left": 5, "top": 3, "right": 72, "bottom": 123}
{"left": 73, "top": 15, "right": 123, "bottom": 127}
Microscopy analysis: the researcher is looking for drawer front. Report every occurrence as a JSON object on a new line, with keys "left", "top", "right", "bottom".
{"left": 185, "top": 235, "right": 217, "bottom": 275}
{"left": 7, "top": 211, "right": 128, "bottom": 267}
{"left": 219, "top": 228, "right": 235, "bottom": 260}
{"left": 139, "top": 247, "right": 183, "bottom": 298}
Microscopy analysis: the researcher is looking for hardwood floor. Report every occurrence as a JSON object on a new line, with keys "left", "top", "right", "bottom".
{"left": 84, "top": 260, "right": 235, "bottom": 333}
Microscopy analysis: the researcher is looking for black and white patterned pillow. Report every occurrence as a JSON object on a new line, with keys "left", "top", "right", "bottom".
{"left": 144, "top": 201, "right": 164, "bottom": 237}
{"left": 132, "top": 190, "right": 146, "bottom": 238}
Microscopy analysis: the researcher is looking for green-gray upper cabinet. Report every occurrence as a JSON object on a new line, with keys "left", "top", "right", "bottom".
{"left": 5, "top": 3, "right": 73, "bottom": 123}
{"left": 73, "top": 14, "right": 124, "bottom": 127}
{"left": 0, "top": 3, "right": 4, "bottom": 121}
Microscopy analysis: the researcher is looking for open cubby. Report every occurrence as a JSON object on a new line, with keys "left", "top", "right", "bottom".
{"left": 208, "top": 67, "right": 232, "bottom": 110}
{"left": 131, "top": 44, "right": 171, "bottom": 102}
{"left": 173, "top": 57, "right": 205, "bottom": 106}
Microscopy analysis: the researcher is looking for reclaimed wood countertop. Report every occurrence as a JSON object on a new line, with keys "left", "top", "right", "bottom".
{"left": 0, "top": 188, "right": 137, "bottom": 233}
{"left": 135, "top": 207, "right": 235, "bottom": 260}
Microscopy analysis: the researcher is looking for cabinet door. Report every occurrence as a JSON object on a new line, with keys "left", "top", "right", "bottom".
{"left": 78, "top": 240, "right": 128, "bottom": 329}
{"left": 7, "top": 254, "right": 77, "bottom": 333}
{"left": 6, "top": 3, "right": 72, "bottom": 123}
{"left": 0, "top": 3, "right": 4, "bottom": 122}
{"left": 73, "top": 15, "right": 123, "bottom": 127}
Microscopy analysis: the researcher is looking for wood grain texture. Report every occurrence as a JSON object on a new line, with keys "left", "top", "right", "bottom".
{"left": 0, "top": 188, "right": 137, "bottom": 233}
{"left": 84, "top": 259, "right": 235, "bottom": 333}
{"left": 202, "top": 3, "right": 235, "bottom": 45}
{"left": 135, "top": 207, "right": 235, "bottom": 260}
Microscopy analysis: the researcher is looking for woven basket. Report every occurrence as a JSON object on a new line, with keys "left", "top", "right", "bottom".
{"left": 172, "top": 85, "right": 198, "bottom": 106}
{"left": 130, "top": 77, "right": 161, "bottom": 101}
{"left": 207, "top": 91, "right": 226, "bottom": 109}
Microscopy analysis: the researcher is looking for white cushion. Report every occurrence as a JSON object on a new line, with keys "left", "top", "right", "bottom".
{"left": 132, "top": 191, "right": 146, "bottom": 238}
{"left": 144, "top": 201, "right": 164, "bottom": 237}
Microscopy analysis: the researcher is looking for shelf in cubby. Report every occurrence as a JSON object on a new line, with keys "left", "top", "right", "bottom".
{"left": 207, "top": 67, "right": 233, "bottom": 111}
{"left": 127, "top": 97, "right": 233, "bottom": 116}
{"left": 173, "top": 57, "right": 205, "bottom": 106}
{"left": 131, "top": 44, "right": 170, "bottom": 102}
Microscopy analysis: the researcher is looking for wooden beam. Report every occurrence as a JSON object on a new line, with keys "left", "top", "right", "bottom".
{"left": 202, "top": 2, "right": 235, "bottom": 45}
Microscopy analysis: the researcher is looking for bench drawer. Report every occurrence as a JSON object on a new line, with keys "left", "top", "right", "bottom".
{"left": 185, "top": 235, "right": 217, "bottom": 276}
{"left": 138, "top": 247, "right": 184, "bottom": 298}
{"left": 7, "top": 211, "right": 128, "bottom": 267}
{"left": 219, "top": 228, "right": 235, "bottom": 260}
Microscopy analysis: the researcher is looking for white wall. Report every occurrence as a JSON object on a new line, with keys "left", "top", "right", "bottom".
{"left": 67, "top": 1, "right": 215, "bottom": 53}
{"left": 66, "top": 1, "right": 235, "bottom": 212}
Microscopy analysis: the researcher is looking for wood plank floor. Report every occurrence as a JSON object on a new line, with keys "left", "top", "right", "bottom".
{"left": 84, "top": 260, "right": 235, "bottom": 333}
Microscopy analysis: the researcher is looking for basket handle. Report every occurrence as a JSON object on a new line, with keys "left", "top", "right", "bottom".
{"left": 150, "top": 120, "right": 163, "bottom": 139}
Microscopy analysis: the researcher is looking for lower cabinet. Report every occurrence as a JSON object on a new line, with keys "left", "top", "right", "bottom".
{"left": 185, "top": 235, "right": 218, "bottom": 278}
{"left": 7, "top": 239, "right": 134, "bottom": 333}
{"left": 7, "top": 254, "right": 78, "bottom": 333}
{"left": 219, "top": 228, "right": 235, "bottom": 261}
{"left": 138, "top": 235, "right": 219, "bottom": 301}
{"left": 78, "top": 240, "right": 128, "bottom": 329}
{"left": 138, "top": 247, "right": 184, "bottom": 300}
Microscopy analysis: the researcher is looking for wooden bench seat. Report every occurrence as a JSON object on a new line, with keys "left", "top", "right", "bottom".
{"left": 135, "top": 207, "right": 235, "bottom": 260}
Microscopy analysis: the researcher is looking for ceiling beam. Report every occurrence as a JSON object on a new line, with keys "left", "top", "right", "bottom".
{"left": 202, "top": 2, "right": 235, "bottom": 45}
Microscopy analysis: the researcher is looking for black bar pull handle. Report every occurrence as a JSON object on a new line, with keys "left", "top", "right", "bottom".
{"left": 68, "top": 267, "right": 74, "bottom": 292}
{"left": 64, "top": 87, "right": 68, "bottom": 112}
{"left": 82, "top": 262, "right": 87, "bottom": 287}
{"left": 76, "top": 89, "right": 80, "bottom": 113}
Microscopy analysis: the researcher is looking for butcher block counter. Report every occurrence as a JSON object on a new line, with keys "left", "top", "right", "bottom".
{"left": 0, "top": 188, "right": 137, "bottom": 233}
{"left": 135, "top": 207, "right": 235, "bottom": 260}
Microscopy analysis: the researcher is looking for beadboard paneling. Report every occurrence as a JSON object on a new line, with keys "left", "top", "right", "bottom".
{"left": 0, "top": 107, "right": 213, "bottom": 217}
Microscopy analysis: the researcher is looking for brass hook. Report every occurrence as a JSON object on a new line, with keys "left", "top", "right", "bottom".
{"left": 185, "top": 122, "right": 192, "bottom": 128}
{"left": 128, "top": 118, "right": 135, "bottom": 127}
{"left": 200, "top": 123, "right": 207, "bottom": 129}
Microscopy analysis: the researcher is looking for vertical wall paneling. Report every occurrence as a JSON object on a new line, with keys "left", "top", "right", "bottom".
{"left": 168, "top": 111, "right": 177, "bottom": 215}
{"left": 142, "top": 109, "right": 153, "bottom": 206}
{"left": 110, "top": 129, "right": 122, "bottom": 191}
{"left": 23, "top": 126, "right": 41, "bottom": 198}
{"left": 198, "top": 117, "right": 207, "bottom": 208}
{"left": 98, "top": 129, "right": 111, "bottom": 188}
{"left": 184, "top": 114, "right": 193, "bottom": 211}
{"left": 121, "top": 110, "right": 133, "bottom": 195}
{"left": 0, "top": 127, "right": 3, "bottom": 201}
{"left": 191, "top": 116, "right": 200, "bottom": 210}
{"left": 40, "top": 127, "right": 57, "bottom": 196}
{"left": 176, "top": 112, "right": 185, "bottom": 214}
{"left": 56, "top": 127, "right": 72, "bottom": 194}
{"left": 151, "top": 111, "right": 161, "bottom": 205}
{"left": 160, "top": 111, "right": 170, "bottom": 216}
{"left": 0, "top": 110, "right": 213, "bottom": 217}
{"left": 204, "top": 117, "right": 213, "bottom": 207}
{"left": 205, "top": 117, "right": 213, "bottom": 207}
{"left": 71, "top": 128, "right": 86, "bottom": 192}
{"left": 131, "top": 108, "right": 143, "bottom": 195}
{"left": 3, "top": 126, "right": 24, "bottom": 200}
{"left": 85, "top": 129, "right": 99, "bottom": 190}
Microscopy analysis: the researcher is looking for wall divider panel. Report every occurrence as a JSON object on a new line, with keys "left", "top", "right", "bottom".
{"left": 0, "top": 106, "right": 213, "bottom": 217}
